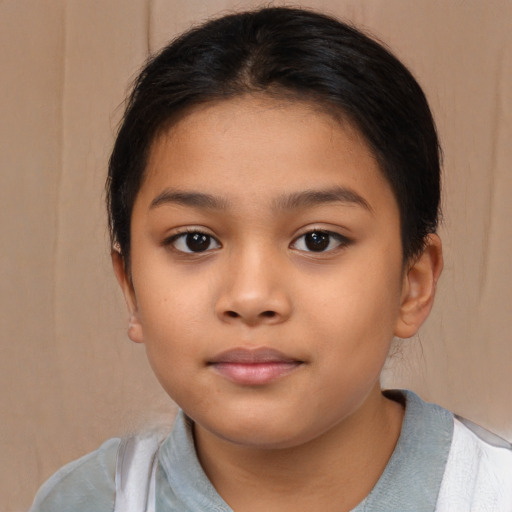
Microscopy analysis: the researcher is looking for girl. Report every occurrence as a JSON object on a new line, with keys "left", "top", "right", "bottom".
{"left": 31, "top": 6, "right": 512, "bottom": 511}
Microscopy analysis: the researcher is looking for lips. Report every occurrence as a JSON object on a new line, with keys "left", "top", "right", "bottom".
{"left": 208, "top": 347, "right": 303, "bottom": 385}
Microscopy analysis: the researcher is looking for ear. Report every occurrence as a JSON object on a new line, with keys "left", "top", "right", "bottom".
{"left": 394, "top": 234, "right": 443, "bottom": 339}
{"left": 111, "top": 250, "right": 144, "bottom": 344}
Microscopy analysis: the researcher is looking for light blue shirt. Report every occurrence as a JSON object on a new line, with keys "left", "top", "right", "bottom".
{"left": 31, "top": 390, "right": 454, "bottom": 511}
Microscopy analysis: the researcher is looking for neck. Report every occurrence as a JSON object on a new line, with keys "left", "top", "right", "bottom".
{"left": 193, "top": 385, "right": 404, "bottom": 512}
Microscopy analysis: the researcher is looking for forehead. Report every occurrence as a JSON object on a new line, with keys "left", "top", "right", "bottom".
{"left": 139, "top": 95, "right": 396, "bottom": 216}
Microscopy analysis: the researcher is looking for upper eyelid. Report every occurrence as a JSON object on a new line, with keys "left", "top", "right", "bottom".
{"left": 165, "top": 230, "right": 221, "bottom": 254}
{"left": 289, "top": 228, "right": 352, "bottom": 251}
{"left": 162, "top": 228, "right": 221, "bottom": 248}
{"left": 172, "top": 226, "right": 214, "bottom": 234}
{"left": 165, "top": 226, "right": 217, "bottom": 239}
{"left": 291, "top": 226, "right": 351, "bottom": 240}
{"left": 162, "top": 226, "right": 351, "bottom": 244}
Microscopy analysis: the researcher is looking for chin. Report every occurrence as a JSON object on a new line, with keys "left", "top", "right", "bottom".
{"left": 193, "top": 407, "right": 325, "bottom": 450}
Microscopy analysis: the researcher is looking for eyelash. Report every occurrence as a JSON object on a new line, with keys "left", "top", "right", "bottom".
{"left": 164, "top": 229, "right": 221, "bottom": 254}
{"left": 164, "top": 229, "right": 351, "bottom": 254}
{"left": 291, "top": 230, "right": 351, "bottom": 253}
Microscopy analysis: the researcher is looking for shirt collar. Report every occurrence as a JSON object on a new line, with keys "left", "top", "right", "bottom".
{"left": 157, "top": 390, "right": 453, "bottom": 512}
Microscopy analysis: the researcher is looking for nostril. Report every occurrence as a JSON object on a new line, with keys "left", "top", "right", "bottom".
{"left": 261, "top": 311, "right": 276, "bottom": 318}
{"left": 226, "top": 311, "right": 239, "bottom": 318}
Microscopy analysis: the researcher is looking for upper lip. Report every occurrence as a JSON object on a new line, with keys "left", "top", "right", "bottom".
{"left": 208, "top": 347, "right": 300, "bottom": 364}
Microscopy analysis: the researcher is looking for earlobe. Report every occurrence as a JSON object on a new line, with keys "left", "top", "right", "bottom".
{"left": 394, "top": 234, "right": 443, "bottom": 339}
{"left": 111, "top": 250, "right": 144, "bottom": 344}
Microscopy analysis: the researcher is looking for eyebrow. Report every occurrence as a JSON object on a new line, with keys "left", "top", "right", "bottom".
{"left": 150, "top": 190, "right": 228, "bottom": 210}
{"left": 149, "top": 186, "right": 372, "bottom": 213}
{"left": 273, "top": 187, "right": 373, "bottom": 213}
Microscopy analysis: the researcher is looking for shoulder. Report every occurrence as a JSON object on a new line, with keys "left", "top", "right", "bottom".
{"left": 30, "top": 437, "right": 120, "bottom": 512}
{"left": 437, "top": 417, "right": 512, "bottom": 511}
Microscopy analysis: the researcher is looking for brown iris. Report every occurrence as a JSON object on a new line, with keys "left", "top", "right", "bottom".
{"left": 304, "top": 232, "right": 330, "bottom": 251}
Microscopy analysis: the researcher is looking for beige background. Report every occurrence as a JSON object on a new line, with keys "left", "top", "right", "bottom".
{"left": 1, "top": 1, "right": 511, "bottom": 510}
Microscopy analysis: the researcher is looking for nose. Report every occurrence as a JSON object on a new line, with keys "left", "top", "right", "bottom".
{"left": 215, "top": 247, "right": 292, "bottom": 326}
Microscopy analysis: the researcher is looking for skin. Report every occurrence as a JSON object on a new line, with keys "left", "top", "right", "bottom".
{"left": 113, "top": 95, "right": 443, "bottom": 511}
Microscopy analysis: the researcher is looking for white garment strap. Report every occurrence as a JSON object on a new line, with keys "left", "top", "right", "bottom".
{"left": 436, "top": 418, "right": 512, "bottom": 511}
{"left": 114, "top": 433, "right": 163, "bottom": 512}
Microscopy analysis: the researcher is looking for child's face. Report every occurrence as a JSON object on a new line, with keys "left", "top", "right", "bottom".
{"left": 117, "top": 95, "right": 413, "bottom": 449}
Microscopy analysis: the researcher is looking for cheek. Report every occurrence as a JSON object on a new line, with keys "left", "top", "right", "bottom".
{"left": 136, "top": 280, "right": 209, "bottom": 404}
{"left": 301, "top": 253, "right": 403, "bottom": 362}
{"left": 131, "top": 258, "right": 207, "bottom": 355}
{"left": 311, "top": 257, "right": 401, "bottom": 321}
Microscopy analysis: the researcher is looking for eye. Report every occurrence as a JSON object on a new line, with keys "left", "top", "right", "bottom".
{"left": 168, "top": 231, "right": 221, "bottom": 253}
{"left": 291, "top": 230, "right": 349, "bottom": 253}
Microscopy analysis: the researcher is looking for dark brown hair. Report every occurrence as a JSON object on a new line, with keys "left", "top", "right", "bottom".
{"left": 107, "top": 6, "right": 441, "bottom": 265}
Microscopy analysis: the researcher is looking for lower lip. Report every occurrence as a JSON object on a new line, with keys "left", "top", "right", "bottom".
{"left": 210, "top": 362, "right": 302, "bottom": 385}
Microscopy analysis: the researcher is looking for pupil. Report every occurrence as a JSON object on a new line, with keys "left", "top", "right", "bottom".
{"left": 186, "top": 233, "right": 210, "bottom": 252}
{"left": 305, "top": 232, "right": 329, "bottom": 251}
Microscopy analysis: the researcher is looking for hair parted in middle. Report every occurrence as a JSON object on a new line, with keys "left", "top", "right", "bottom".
{"left": 107, "top": 6, "right": 441, "bottom": 266}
